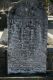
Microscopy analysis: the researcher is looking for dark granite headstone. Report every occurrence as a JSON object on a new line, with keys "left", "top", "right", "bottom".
{"left": 7, "top": 0, "right": 48, "bottom": 74}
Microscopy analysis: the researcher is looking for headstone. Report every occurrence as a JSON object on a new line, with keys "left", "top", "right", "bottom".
{"left": 7, "top": 0, "right": 48, "bottom": 74}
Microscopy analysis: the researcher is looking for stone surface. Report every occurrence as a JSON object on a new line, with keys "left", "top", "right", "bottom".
{"left": 7, "top": 0, "right": 48, "bottom": 74}
{"left": 0, "top": 77, "right": 47, "bottom": 80}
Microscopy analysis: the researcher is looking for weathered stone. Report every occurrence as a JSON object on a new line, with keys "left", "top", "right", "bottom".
{"left": 7, "top": 0, "right": 48, "bottom": 74}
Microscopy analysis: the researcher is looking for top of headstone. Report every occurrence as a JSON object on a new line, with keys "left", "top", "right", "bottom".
{"left": 8, "top": 0, "right": 44, "bottom": 18}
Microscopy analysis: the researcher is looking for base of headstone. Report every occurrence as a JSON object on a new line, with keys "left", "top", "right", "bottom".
{"left": 0, "top": 77, "right": 48, "bottom": 80}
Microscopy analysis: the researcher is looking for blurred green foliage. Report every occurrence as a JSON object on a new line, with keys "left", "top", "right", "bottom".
{"left": 49, "top": 0, "right": 53, "bottom": 3}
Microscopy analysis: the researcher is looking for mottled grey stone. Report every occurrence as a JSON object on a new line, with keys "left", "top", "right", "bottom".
{"left": 7, "top": 0, "right": 48, "bottom": 74}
